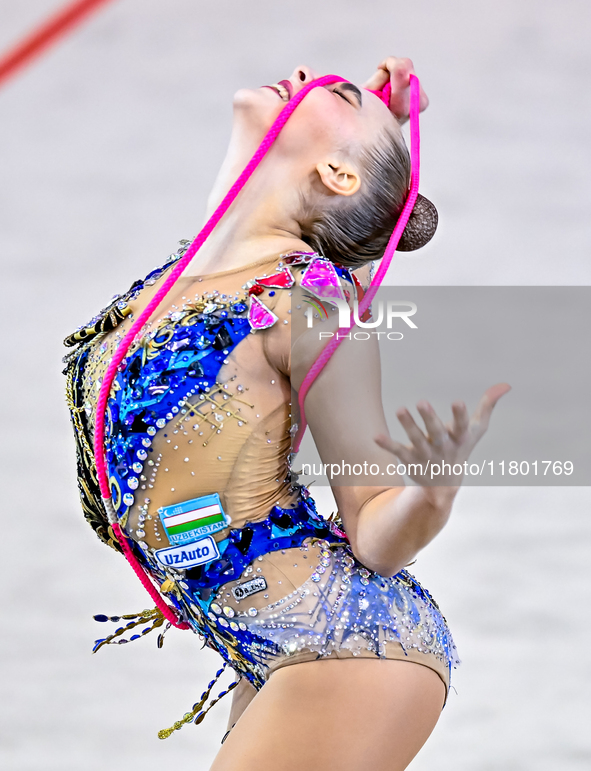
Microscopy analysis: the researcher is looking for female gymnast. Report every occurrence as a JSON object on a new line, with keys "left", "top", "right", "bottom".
{"left": 63, "top": 56, "right": 509, "bottom": 770}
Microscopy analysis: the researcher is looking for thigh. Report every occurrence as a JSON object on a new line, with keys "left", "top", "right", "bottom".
{"left": 210, "top": 658, "right": 446, "bottom": 771}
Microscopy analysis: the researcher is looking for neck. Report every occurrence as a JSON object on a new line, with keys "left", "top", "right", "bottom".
{"left": 182, "top": 133, "right": 312, "bottom": 277}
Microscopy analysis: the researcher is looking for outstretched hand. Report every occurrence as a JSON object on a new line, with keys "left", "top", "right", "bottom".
{"left": 374, "top": 383, "right": 511, "bottom": 487}
{"left": 362, "top": 56, "right": 429, "bottom": 123}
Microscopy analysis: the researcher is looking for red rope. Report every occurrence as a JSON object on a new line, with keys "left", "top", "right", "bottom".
{"left": 0, "top": 0, "right": 115, "bottom": 87}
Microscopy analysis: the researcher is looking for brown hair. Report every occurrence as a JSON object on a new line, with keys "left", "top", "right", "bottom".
{"left": 299, "top": 127, "right": 437, "bottom": 268}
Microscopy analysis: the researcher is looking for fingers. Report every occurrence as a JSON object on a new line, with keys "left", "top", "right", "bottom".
{"left": 374, "top": 433, "right": 414, "bottom": 465}
{"left": 365, "top": 56, "right": 429, "bottom": 121}
{"left": 415, "top": 400, "right": 450, "bottom": 446}
{"left": 385, "top": 58, "right": 429, "bottom": 112}
{"left": 362, "top": 57, "right": 412, "bottom": 93}
{"left": 361, "top": 67, "right": 390, "bottom": 92}
{"left": 484, "top": 382, "right": 512, "bottom": 405}
{"left": 396, "top": 406, "right": 432, "bottom": 454}
{"left": 471, "top": 383, "right": 512, "bottom": 437}
{"left": 378, "top": 56, "right": 415, "bottom": 80}
{"left": 380, "top": 57, "right": 413, "bottom": 119}
{"left": 376, "top": 386, "right": 509, "bottom": 469}
{"left": 449, "top": 400, "right": 469, "bottom": 441}
{"left": 379, "top": 400, "right": 455, "bottom": 456}
{"left": 420, "top": 87, "right": 429, "bottom": 111}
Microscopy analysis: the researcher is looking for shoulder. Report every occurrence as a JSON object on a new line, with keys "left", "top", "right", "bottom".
{"left": 246, "top": 251, "right": 364, "bottom": 381}
{"left": 248, "top": 251, "right": 358, "bottom": 318}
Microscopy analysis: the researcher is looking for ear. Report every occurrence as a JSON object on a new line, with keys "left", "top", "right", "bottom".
{"left": 316, "top": 159, "right": 361, "bottom": 197}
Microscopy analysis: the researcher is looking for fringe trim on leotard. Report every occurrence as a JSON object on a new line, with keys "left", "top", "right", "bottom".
{"left": 157, "top": 663, "right": 238, "bottom": 740}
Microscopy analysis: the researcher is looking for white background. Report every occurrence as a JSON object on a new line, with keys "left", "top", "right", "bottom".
{"left": 0, "top": 1, "right": 590, "bottom": 769}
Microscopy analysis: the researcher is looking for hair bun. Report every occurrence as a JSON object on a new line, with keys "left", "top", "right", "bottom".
{"left": 396, "top": 194, "right": 438, "bottom": 252}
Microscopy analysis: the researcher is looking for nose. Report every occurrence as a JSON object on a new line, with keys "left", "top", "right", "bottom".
{"left": 290, "top": 65, "right": 321, "bottom": 85}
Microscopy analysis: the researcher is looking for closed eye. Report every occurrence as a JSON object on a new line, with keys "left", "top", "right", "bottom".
{"left": 333, "top": 83, "right": 363, "bottom": 108}
{"left": 333, "top": 88, "right": 354, "bottom": 106}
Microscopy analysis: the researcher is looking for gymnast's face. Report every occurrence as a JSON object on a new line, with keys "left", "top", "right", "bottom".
{"left": 231, "top": 65, "right": 402, "bottom": 195}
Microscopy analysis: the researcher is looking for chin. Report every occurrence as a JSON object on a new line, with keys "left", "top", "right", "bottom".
{"left": 232, "top": 87, "right": 283, "bottom": 138}
{"left": 233, "top": 87, "right": 278, "bottom": 110}
{"left": 232, "top": 87, "right": 257, "bottom": 108}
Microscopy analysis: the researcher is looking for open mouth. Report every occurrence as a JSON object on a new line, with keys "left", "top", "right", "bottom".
{"left": 262, "top": 80, "right": 292, "bottom": 102}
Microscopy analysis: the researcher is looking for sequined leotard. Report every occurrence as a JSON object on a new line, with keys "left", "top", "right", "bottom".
{"left": 63, "top": 242, "right": 459, "bottom": 724}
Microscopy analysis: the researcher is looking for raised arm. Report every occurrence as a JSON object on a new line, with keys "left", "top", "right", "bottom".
{"left": 291, "top": 306, "right": 510, "bottom": 576}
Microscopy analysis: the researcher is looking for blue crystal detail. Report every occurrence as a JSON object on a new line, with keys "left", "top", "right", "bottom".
{"left": 105, "top": 311, "right": 251, "bottom": 519}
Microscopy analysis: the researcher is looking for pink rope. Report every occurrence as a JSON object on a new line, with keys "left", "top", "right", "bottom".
{"left": 109, "top": 523, "right": 192, "bottom": 628}
{"left": 366, "top": 81, "right": 392, "bottom": 106}
{"left": 293, "top": 74, "right": 421, "bottom": 452}
{"left": 93, "top": 75, "right": 345, "bottom": 626}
